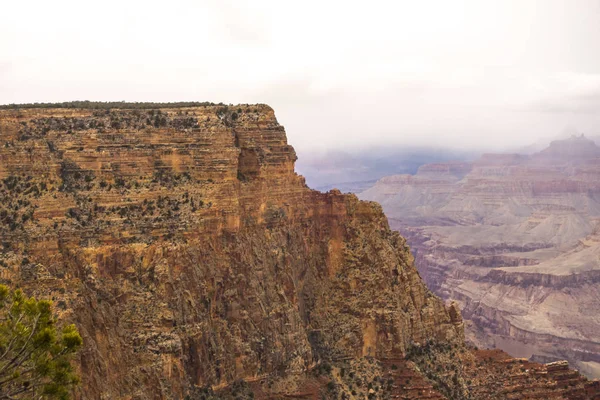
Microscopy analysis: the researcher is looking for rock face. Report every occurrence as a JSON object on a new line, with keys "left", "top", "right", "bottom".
{"left": 0, "top": 105, "right": 465, "bottom": 399}
{"left": 360, "top": 135, "right": 600, "bottom": 379}
{"left": 1, "top": 105, "right": 598, "bottom": 399}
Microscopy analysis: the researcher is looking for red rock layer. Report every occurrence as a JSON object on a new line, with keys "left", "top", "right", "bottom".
{"left": 0, "top": 105, "right": 462, "bottom": 399}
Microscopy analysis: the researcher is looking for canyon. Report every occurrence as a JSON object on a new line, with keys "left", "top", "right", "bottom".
{"left": 360, "top": 135, "right": 600, "bottom": 380}
{"left": 0, "top": 103, "right": 598, "bottom": 399}
{"left": 295, "top": 147, "right": 475, "bottom": 193}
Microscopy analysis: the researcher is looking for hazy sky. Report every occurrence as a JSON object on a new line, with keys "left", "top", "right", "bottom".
{"left": 2, "top": 0, "right": 600, "bottom": 152}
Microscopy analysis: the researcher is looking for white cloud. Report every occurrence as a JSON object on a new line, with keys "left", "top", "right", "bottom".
{"left": 1, "top": 0, "right": 600, "bottom": 151}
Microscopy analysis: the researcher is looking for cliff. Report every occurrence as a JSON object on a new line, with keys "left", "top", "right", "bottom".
{"left": 1, "top": 104, "right": 598, "bottom": 399}
{"left": 0, "top": 104, "right": 465, "bottom": 399}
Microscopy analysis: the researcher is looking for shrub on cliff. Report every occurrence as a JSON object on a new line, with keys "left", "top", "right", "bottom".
{"left": 0, "top": 285, "right": 82, "bottom": 399}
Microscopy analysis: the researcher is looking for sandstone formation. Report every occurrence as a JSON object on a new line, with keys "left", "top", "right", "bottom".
{"left": 0, "top": 104, "right": 597, "bottom": 399}
{"left": 360, "top": 135, "right": 600, "bottom": 379}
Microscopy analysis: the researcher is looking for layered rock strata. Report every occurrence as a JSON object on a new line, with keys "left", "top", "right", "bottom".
{"left": 1, "top": 105, "right": 598, "bottom": 399}
{"left": 0, "top": 105, "right": 463, "bottom": 399}
{"left": 360, "top": 135, "right": 600, "bottom": 379}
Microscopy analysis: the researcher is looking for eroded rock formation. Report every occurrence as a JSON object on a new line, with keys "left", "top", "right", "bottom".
{"left": 0, "top": 105, "right": 597, "bottom": 399}
{"left": 0, "top": 105, "right": 467, "bottom": 399}
{"left": 360, "top": 135, "right": 600, "bottom": 379}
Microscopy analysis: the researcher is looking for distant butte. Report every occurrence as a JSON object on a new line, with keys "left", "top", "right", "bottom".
{"left": 535, "top": 134, "right": 600, "bottom": 161}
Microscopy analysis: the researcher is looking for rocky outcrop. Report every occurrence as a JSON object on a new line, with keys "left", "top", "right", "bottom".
{"left": 0, "top": 105, "right": 465, "bottom": 399}
{"left": 360, "top": 135, "right": 600, "bottom": 379}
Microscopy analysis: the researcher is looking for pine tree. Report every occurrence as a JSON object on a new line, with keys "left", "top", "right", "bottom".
{"left": 0, "top": 285, "right": 82, "bottom": 399}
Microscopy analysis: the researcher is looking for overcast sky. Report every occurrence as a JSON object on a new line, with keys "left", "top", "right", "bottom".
{"left": 2, "top": 0, "right": 600, "bottom": 152}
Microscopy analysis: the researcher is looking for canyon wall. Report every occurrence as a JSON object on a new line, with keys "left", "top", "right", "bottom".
{"left": 1, "top": 105, "right": 597, "bottom": 399}
{"left": 0, "top": 105, "right": 464, "bottom": 399}
{"left": 360, "top": 135, "right": 600, "bottom": 379}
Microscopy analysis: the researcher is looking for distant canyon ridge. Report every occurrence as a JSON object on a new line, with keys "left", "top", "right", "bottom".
{"left": 360, "top": 134, "right": 600, "bottom": 378}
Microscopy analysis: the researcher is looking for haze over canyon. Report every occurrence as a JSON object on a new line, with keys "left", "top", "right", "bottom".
{"left": 360, "top": 134, "right": 600, "bottom": 379}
